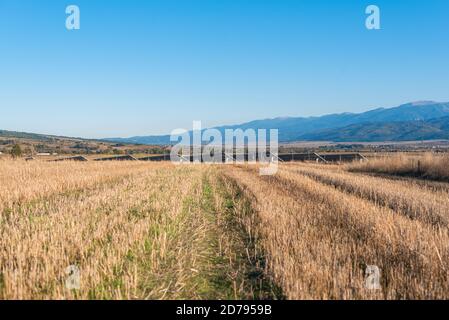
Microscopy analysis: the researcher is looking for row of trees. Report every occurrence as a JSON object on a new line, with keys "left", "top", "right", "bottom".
{"left": 3, "top": 143, "right": 170, "bottom": 158}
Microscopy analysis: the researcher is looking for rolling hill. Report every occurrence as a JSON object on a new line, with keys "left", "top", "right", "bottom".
{"left": 3, "top": 101, "right": 449, "bottom": 148}
{"left": 0, "top": 130, "right": 167, "bottom": 155}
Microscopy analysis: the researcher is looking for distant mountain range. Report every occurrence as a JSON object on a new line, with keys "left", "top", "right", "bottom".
{"left": 104, "top": 101, "right": 449, "bottom": 144}
{"left": 298, "top": 116, "right": 449, "bottom": 142}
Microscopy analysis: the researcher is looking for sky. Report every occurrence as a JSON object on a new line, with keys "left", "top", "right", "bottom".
{"left": 0, "top": 0, "right": 448, "bottom": 138}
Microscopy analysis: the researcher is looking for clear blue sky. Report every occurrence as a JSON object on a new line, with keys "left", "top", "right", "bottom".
{"left": 1, "top": 0, "right": 448, "bottom": 138}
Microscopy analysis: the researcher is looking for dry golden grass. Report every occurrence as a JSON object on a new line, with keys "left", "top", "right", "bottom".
{"left": 222, "top": 164, "right": 449, "bottom": 299}
{"left": 0, "top": 160, "right": 198, "bottom": 299}
{"left": 0, "top": 160, "right": 277, "bottom": 300}
{"left": 283, "top": 163, "right": 449, "bottom": 227}
{"left": 0, "top": 159, "right": 153, "bottom": 215}
{"left": 1, "top": 159, "right": 448, "bottom": 300}
{"left": 349, "top": 153, "right": 449, "bottom": 182}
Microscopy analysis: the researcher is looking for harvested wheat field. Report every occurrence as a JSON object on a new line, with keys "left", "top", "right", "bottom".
{"left": 0, "top": 158, "right": 448, "bottom": 299}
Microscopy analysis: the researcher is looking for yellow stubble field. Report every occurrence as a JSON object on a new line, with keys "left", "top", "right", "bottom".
{"left": 0, "top": 157, "right": 448, "bottom": 299}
